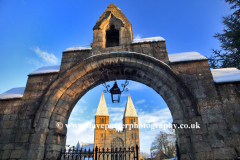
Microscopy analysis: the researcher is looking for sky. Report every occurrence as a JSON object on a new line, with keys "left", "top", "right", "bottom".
{"left": 0, "top": 0, "right": 234, "bottom": 154}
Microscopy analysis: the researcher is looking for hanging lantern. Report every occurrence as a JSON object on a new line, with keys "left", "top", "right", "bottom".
{"left": 109, "top": 82, "right": 121, "bottom": 103}
{"left": 103, "top": 80, "right": 129, "bottom": 103}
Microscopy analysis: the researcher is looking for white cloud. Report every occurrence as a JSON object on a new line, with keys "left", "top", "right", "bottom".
{"left": 135, "top": 99, "right": 146, "bottom": 104}
{"left": 121, "top": 94, "right": 128, "bottom": 97}
{"left": 80, "top": 98, "right": 87, "bottom": 104}
{"left": 128, "top": 83, "right": 147, "bottom": 91}
{"left": 138, "top": 108, "right": 172, "bottom": 126}
{"left": 25, "top": 58, "right": 43, "bottom": 68}
{"left": 134, "top": 34, "right": 141, "bottom": 39}
{"left": 110, "top": 112, "right": 123, "bottom": 122}
{"left": 66, "top": 120, "right": 95, "bottom": 147}
{"left": 108, "top": 107, "right": 125, "bottom": 112}
{"left": 71, "top": 105, "right": 87, "bottom": 115}
{"left": 32, "top": 47, "right": 58, "bottom": 64}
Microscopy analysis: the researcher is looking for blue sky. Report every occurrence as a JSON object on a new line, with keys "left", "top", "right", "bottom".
{"left": 0, "top": 0, "right": 233, "bottom": 153}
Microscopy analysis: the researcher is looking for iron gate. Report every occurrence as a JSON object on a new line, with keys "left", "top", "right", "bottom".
{"left": 58, "top": 144, "right": 139, "bottom": 160}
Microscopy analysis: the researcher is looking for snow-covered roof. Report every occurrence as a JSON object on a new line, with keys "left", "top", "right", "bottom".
{"left": 0, "top": 87, "right": 25, "bottom": 100}
{"left": 211, "top": 68, "right": 240, "bottom": 83}
{"left": 132, "top": 36, "right": 165, "bottom": 44}
{"left": 169, "top": 52, "right": 207, "bottom": 63}
{"left": 29, "top": 65, "right": 60, "bottom": 75}
{"left": 64, "top": 46, "right": 92, "bottom": 52}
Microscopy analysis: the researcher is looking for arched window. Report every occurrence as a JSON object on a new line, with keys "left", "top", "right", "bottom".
{"left": 106, "top": 25, "right": 119, "bottom": 47}
{"left": 111, "top": 137, "right": 124, "bottom": 148}
{"left": 101, "top": 118, "right": 104, "bottom": 123}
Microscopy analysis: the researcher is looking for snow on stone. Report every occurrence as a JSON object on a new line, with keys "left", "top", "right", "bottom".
{"left": 169, "top": 52, "right": 207, "bottom": 63}
{"left": 64, "top": 46, "right": 92, "bottom": 52}
{"left": 29, "top": 65, "right": 60, "bottom": 75}
{"left": 132, "top": 36, "right": 165, "bottom": 44}
{"left": 0, "top": 87, "right": 25, "bottom": 100}
{"left": 211, "top": 68, "right": 240, "bottom": 83}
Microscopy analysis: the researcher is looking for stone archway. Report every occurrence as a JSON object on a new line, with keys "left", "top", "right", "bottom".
{"left": 32, "top": 51, "right": 201, "bottom": 159}
{"left": 0, "top": 3, "right": 239, "bottom": 160}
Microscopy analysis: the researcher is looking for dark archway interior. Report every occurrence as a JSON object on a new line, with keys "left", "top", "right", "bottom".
{"left": 106, "top": 25, "right": 119, "bottom": 47}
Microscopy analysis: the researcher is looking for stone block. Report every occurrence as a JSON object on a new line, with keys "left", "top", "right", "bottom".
{"left": 29, "top": 133, "right": 46, "bottom": 144}
{"left": 46, "top": 144, "right": 61, "bottom": 151}
{"left": 157, "top": 41, "right": 166, "bottom": 47}
{"left": 212, "top": 147, "right": 237, "bottom": 159}
{"left": 172, "top": 110, "right": 184, "bottom": 120}
{"left": 195, "top": 151, "right": 213, "bottom": 160}
{"left": 10, "top": 149, "right": 22, "bottom": 159}
{"left": 15, "top": 133, "right": 29, "bottom": 142}
{"left": 40, "top": 110, "right": 52, "bottom": 119}
{"left": 38, "top": 118, "right": 49, "bottom": 129}
{"left": 202, "top": 113, "right": 224, "bottom": 124}
{"left": 45, "top": 150, "right": 60, "bottom": 159}
{"left": 142, "top": 47, "right": 153, "bottom": 55}
{"left": 57, "top": 108, "right": 68, "bottom": 117}
{"left": 0, "top": 134, "right": 15, "bottom": 143}
{"left": 193, "top": 142, "right": 211, "bottom": 153}
{"left": 46, "top": 134, "right": 61, "bottom": 145}
{"left": 1, "top": 150, "right": 11, "bottom": 159}
{"left": 140, "top": 43, "right": 150, "bottom": 48}
{"left": 191, "top": 134, "right": 203, "bottom": 143}
{"left": 191, "top": 123, "right": 207, "bottom": 135}
{"left": 31, "top": 149, "right": 44, "bottom": 159}
{"left": 131, "top": 47, "right": 142, "bottom": 53}
{"left": 3, "top": 143, "right": 14, "bottom": 150}
{"left": 194, "top": 88, "right": 206, "bottom": 98}
{"left": 186, "top": 68, "right": 197, "bottom": 75}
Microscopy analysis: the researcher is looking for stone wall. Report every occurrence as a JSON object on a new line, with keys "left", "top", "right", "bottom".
{"left": 0, "top": 43, "right": 239, "bottom": 159}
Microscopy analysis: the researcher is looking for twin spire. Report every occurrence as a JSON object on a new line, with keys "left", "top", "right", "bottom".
{"left": 95, "top": 93, "right": 138, "bottom": 117}
{"left": 95, "top": 92, "right": 109, "bottom": 116}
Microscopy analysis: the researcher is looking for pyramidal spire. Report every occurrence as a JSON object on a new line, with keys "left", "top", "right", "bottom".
{"left": 123, "top": 94, "right": 138, "bottom": 117}
{"left": 96, "top": 92, "right": 109, "bottom": 116}
{"left": 75, "top": 141, "right": 80, "bottom": 150}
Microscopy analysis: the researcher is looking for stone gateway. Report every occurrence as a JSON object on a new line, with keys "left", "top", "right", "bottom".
{"left": 0, "top": 3, "right": 240, "bottom": 160}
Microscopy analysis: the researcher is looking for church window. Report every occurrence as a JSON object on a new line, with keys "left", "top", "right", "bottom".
{"left": 101, "top": 118, "right": 104, "bottom": 123}
{"left": 106, "top": 25, "right": 119, "bottom": 47}
{"left": 131, "top": 119, "right": 133, "bottom": 124}
{"left": 111, "top": 137, "right": 124, "bottom": 148}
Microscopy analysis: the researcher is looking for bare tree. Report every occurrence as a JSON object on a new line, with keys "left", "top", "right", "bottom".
{"left": 151, "top": 130, "right": 176, "bottom": 160}
{"left": 140, "top": 152, "right": 150, "bottom": 160}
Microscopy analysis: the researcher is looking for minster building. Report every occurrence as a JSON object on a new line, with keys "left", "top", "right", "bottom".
{"left": 94, "top": 93, "right": 140, "bottom": 152}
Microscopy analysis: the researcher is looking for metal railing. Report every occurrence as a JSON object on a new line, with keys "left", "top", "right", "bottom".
{"left": 59, "top": 145, "right": 139, "bottom": 160}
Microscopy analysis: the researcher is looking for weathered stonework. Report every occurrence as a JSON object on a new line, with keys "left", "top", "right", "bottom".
{"left": 0, "top": 3, "right": 240, "bottom": 160}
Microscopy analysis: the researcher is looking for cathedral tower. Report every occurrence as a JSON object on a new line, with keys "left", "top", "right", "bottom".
{"left": 94, "top": 93, "right": 109, "bottom": 149}
{"left": 94, "top": 93, "right": 139, "bottom": 154}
